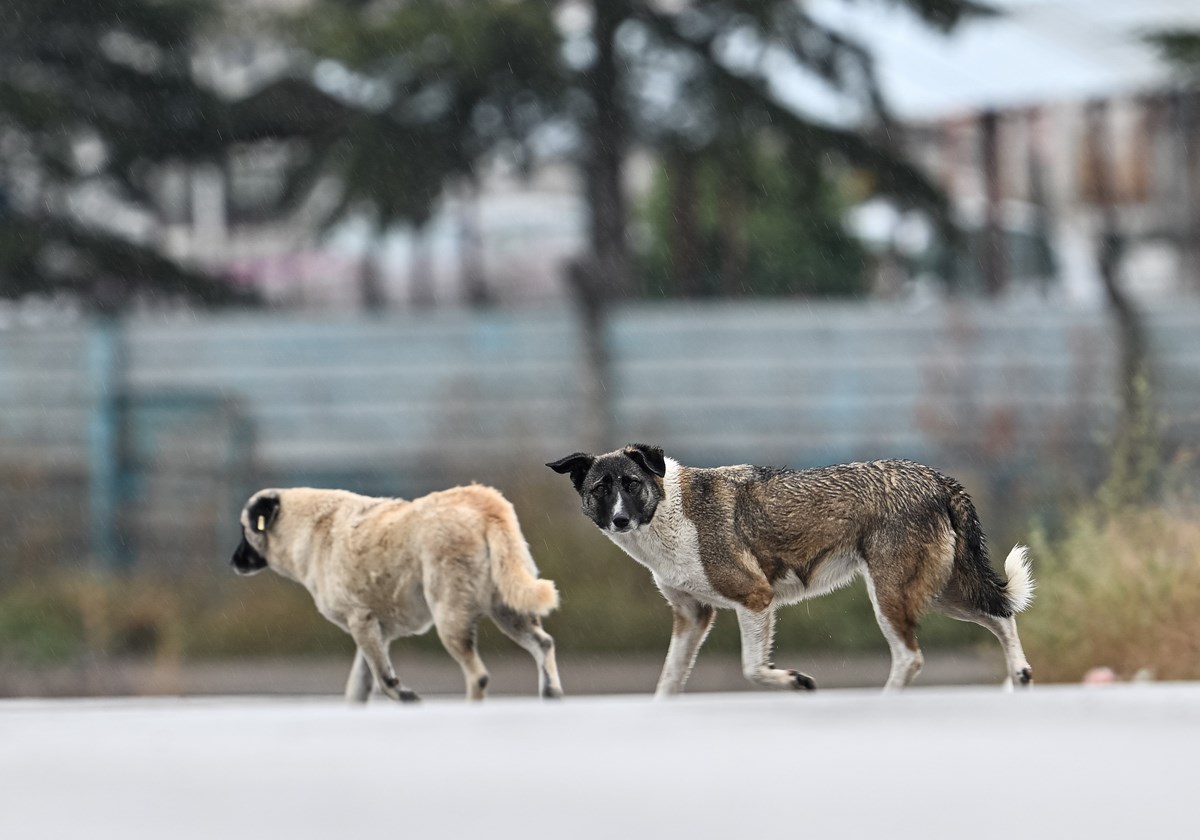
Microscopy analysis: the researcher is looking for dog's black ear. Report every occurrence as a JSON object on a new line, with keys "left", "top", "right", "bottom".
{"left": 248, "top": 494, "right": 280, "bottom": 533}
{"left": 626, "top": 444, "right": 666, "bottom": 478}
{"left": 546, "top": 453, "right": 594, "bottom": 490}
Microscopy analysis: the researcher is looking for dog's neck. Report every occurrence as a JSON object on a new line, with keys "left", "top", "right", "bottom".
{"left": 265, "top": 531, "right": 323, "bottom": 590}
{"left": 647, "top": 457, "right": 687, "bottom": 542}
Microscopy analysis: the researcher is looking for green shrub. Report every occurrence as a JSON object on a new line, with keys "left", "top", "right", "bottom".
{"left": 0, "top": 582, "right": 85, "bottom": 663}
{"left": 0, "top": 573, "right": 184, "bottom": 664}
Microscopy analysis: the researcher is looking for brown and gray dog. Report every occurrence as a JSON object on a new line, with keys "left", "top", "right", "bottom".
{"left": 231, "top": 485, "right": 563, "bottom": 702}
{"left": 548, "top": 444, "right": 1034, "bottom": 695}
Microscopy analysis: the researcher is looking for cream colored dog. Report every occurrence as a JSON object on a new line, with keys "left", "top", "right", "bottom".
{"left": 232, "top": 484, "right": 563, "bottom": 703}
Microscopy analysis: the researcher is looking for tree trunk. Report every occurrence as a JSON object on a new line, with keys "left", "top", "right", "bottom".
{"left": 979, "top": 109, "right": 1007, "bottom": 297}
{"left": 566, "top": 259, "right": 613, "bottom": 453}
{"left": 561, "top": 0, "right": 633, "bottom": 450}
{"left": 717, "top": 167, "right": 749, "bottom": 296}
{"left": 458, "top": 176, "right": 491, "bottom": 307}
{"left": 1025, "top": 107, "right": 1056, "bottom": 297}
{"left": 1085, "top": 100, "right": 1158, "bottom": 508}
{"left": 1180, "top": 91, "right": 1200, "bottom": 294}
{"left": 409, "top": 224, "right": 435, "bottom": 309}
{"left": 582, "top": 0, "right": 633, "bottom": 299}
{"left": 668, "top": 147, "right": 701, "bottom": 297}
{"left": 359, "top": 241, "right": 387, "bottom": 313}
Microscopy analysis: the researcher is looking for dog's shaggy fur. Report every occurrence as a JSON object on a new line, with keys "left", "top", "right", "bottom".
{"left": 549, "top": 444, "right": 1034, "bottom": 695}
{"left": 232, "top": 484, "right": 563, "bottom": 702}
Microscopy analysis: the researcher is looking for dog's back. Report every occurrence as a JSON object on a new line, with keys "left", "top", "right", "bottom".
{"left": 722, "top": 460, "right": 1026, "bottom": 616}
{"left": 407, "top": 485, "right": 558, "bottom": 616}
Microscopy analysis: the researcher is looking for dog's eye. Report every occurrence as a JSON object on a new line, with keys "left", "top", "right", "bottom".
{"left": 625, "top": 478, "right": 642, "bottom": 491}
{"left": 590, "top": 484, "right": 607, "bottom": 498}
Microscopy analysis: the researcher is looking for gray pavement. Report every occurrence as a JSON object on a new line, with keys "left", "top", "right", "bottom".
{"left": 2, "top": 683, "right": 1198, "bottom": 840}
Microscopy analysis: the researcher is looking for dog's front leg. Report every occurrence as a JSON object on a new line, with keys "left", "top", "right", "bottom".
{"left": 654, "top": 585, "right": 716, "bottom": 698}
{"left": 735, "top": 605, "right": 817, "bottom": 691}
{"left": 344, "top": 648, "right": 374, "bottom": 704}
{"left": 347, "top": 613, "right": 420, "bottom": 703}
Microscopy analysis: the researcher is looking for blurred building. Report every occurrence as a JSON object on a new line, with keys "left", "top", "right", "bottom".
{"left": 818, "top": 0, "right": 1200, "bottom": 302}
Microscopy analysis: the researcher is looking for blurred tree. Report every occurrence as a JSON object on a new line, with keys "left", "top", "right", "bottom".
{"left": 256, "top": 0, "right": 566, "bottom": 308}
{"left": 621, "top": 0, "right": 992, "bottom": 299}
{"left": 256, "top": 2, "right": 987, "bottom": 306}
{"left": 637, "top": 144, "right": 868, "bottom": 297}
{"left": 1148, "top": 31, "right": 1200, "bottom": 69}
{"left": 560, "top": 0, "right": 990, "bottom": 441}
{"left": 1084, "top": 100, "right": 1160, "bottom": 510}
{"left": 1147, "top": 30, "right": 1200, "bottom": 296}
{"left": 1082, "top": 27, "right": 1200, "bottom": 508}
{"left": 0, "top": 0, "right": 256, "bottom": 311}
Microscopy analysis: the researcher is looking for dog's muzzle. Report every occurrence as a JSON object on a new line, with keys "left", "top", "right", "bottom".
{"left": 231, "top": 535, "right": 268, "bottom": 575}
{"left": 608, "top": 517, "right": 638, "bottom": 534}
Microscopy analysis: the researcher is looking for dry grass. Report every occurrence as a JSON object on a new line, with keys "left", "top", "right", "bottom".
{"left": 1021, "top": 504, "right": 1200, "bottom": 682}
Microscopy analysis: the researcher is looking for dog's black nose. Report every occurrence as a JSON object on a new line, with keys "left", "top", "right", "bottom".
{"left": 612, "top": 515, "right": 630, "bottom": 529}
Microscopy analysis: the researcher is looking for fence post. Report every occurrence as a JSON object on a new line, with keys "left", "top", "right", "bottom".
{"left": 86, "top": 315, "right": 127, "bottom": 573}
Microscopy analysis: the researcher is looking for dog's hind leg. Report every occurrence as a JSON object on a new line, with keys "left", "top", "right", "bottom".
{"left": 978, "top": 614, "right": 1033, "bottom": 690}
{"left": 491, "top": 605, "right": 564, "bottom": 699}
{"left": 344, "top": 649, "right": 374, "bottom": 704}
{"left": 347, "top": 613, "right": 419, "bottom": 703}
{"left": 934, "top": 551, "right": 1034, "bottom": 689}
{"left": 433, "top": 609, "right": 490, "bottom": 702}
{"left": 654, "top": 585, "right": 716, "bottom": 698}
{"left": 735, "top": 605, "right": 817, "bottom": 691}
{"left": 937, "top": 602, "right": 1033, "bottom": 689}
{"left": 863, "top": 574, "right": 924, "bottom": 691}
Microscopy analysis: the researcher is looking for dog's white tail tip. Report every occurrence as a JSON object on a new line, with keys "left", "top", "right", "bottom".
{"left": 1003, "top": 544, "right": 1035, "bottom": 613}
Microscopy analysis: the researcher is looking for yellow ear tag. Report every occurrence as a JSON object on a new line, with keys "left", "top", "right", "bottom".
{"left": 257, "top": 515, "right": 266, "bottom": 532}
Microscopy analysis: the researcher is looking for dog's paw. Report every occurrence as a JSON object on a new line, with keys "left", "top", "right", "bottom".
{"left": 542, "top": 686, "right": 564, "bottom": 700}
{"left": 787, "top": 670, "right": 817, "bottom": 691}
{"left": 382, "top": 676, "right": 421, "bottom": 703}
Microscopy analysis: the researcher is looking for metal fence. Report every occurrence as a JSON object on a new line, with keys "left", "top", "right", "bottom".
{"left": 3, "top": 300, "right": 1199, "bottom": 572}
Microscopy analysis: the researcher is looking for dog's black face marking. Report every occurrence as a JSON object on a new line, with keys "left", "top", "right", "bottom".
{"left": 549, "top": 444, "right": 665, "bottom": 534}
{"left": 231, "top": 534, "right": 268, "bottom": 575}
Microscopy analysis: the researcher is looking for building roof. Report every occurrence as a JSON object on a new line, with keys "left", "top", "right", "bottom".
{"left": 788, "top": 0, "right": 1200, "bottom": 124}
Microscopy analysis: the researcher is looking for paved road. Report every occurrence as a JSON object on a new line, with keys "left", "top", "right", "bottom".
{"left": 2, "top": 684, "right": 1196, "bottom": 839}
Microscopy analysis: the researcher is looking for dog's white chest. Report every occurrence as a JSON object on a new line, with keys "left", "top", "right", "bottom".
{"left": 604, "top": 463, "right": 717, "bottom": 598}
{"left": 606, "top": 522, "right": 701, "bottom": 585}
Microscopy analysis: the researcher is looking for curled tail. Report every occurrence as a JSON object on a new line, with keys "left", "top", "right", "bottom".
{"left": 945, "top": 479, "right": 1035, "bottom": 617}
{"left": 1001, "top": 544, "right": 1035, "bottom": 613}
{"left": 486, "top": 504, "right": 559, "bottom": 617}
